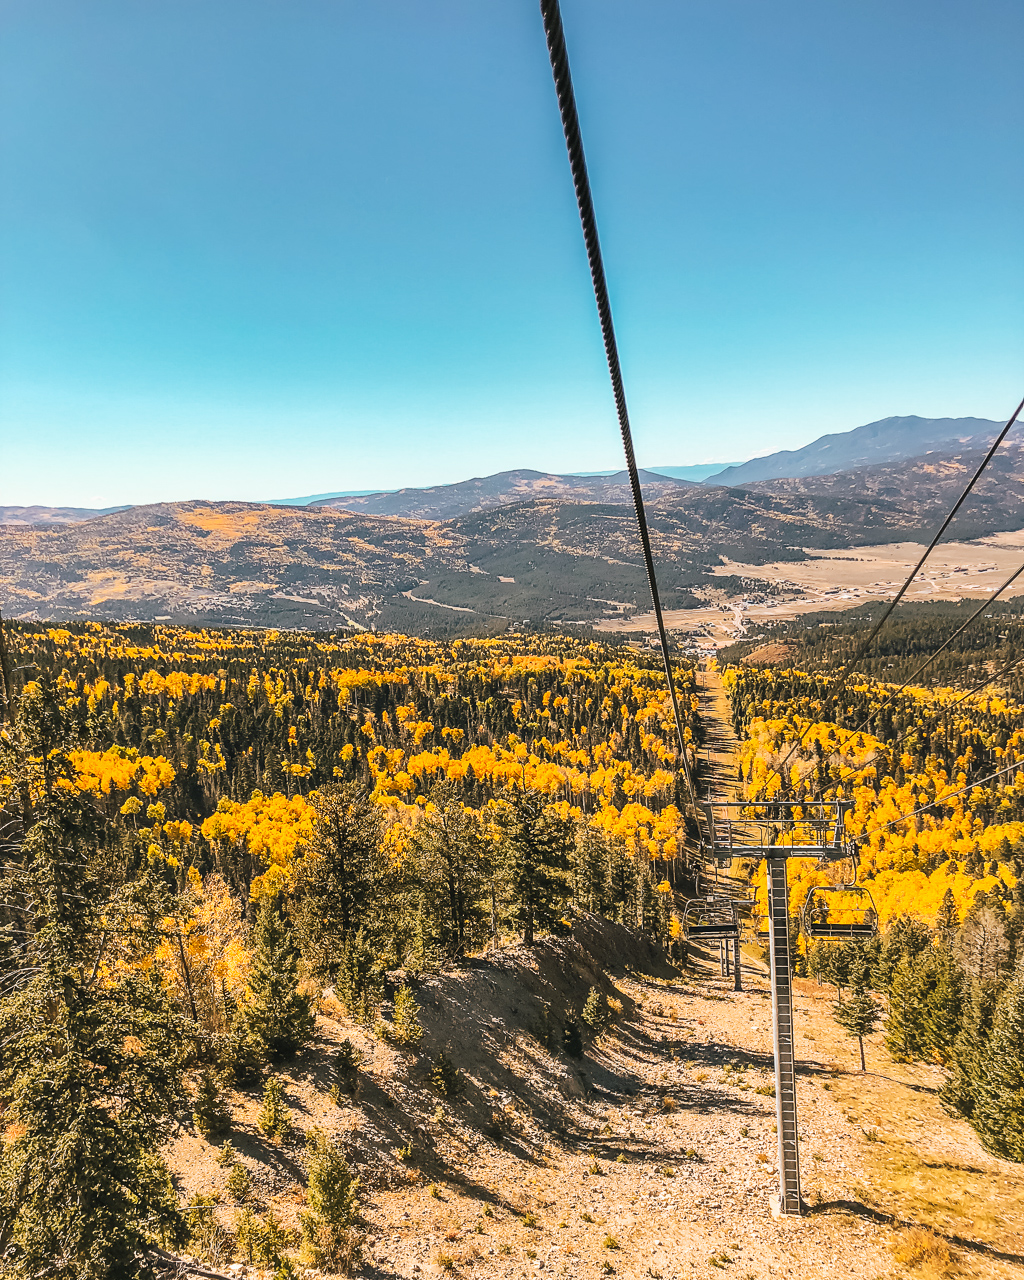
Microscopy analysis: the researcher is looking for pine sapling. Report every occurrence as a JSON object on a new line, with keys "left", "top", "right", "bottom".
{"left": 391, "top": 984, "right": 423, "bottom": 1048}
{"left": 226, "top": 1160, "right": 252, "bottom": 1202}
{"left": 300, "top": 1128, "right": 362, "bottom": 1269}
{"left": 429, "top": 1050, "right": 464, "bottom": 1098}
{"left": 192, "top": 1066, "right": 232, "bottom": 1139}
{"left": 832, "top": 955, "right": 881, "bottom": 1071}
{"left": 257, "top": 1075, "right": 292, "bottom": 1142}
{"left": 330, "top": 1036, "right": 364, "bottom": 1102}
{"left": 582, "top": 986, "right": 608, "bottom": 1035}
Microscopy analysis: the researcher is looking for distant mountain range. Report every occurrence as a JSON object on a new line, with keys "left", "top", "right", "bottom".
{"left": 707, "top": 415, "right": 1002, "bottom": 486}
{"left": 311, "top": 468, "right": 694, "bottom": 520}
{"left": 0, "top": 414, "right": 1013, "bottom": 529}
{"left": 3, "top": 440, "right": 1021, "bottom": 634}
{"left": 0, "top": 504, "right": 131, "bottom": 526}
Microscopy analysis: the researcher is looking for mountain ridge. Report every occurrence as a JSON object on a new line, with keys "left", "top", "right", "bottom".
{"left": 705, "top": 414, "right": 1003, "bottom": 485}
{"left": 3, "top": 442, "right": 1021, "bottom": 634}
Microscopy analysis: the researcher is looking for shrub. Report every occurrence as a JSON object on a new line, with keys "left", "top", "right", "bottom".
{"left": 236, "top": 1207, "right": 293, "bottom": 1268}
{"left": 391, "top": 985, "right": 423, "bottom": 1047}
{"left": 226, "top": 1161, "right": 251, "bottom": 1202}
{"left": 889, "top": 1228, "right": 953, "bottom": 1277}
{"left": 582, "top": 987, "right": 608, "bottom": 1034}
{"left": 562, "top": 1019, "right": 583, "bottom": 1058}
{"left": 330, "top": 1037, "right": 364, "bottom": 1102}
{"left": 300, "top": 1128, "right": 362, "bottom": 1271}
{"left": 257, "top": 1075, "right": 291, "bottom": 1142}
{"left": 187, "top": 1193, "right": 232, "bottom": 1264}
{"left": 429, "top": 1051, "right": 464, "bottom": 1098}
{"left": 192, "top": 1067, "right": 231, "bottom": 1139}
{"left": 215, "top": 1140, "right": 237, "bottom": 1167}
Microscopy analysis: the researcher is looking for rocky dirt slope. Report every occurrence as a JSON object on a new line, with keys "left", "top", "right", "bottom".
{"left": 166, "top": 915, "right": 1024, "bottom": 1280}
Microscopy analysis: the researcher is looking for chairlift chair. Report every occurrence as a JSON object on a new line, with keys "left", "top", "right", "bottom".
{"left": 683, "top": 898, "right": 739, "bottom": 939}
{"left": 801, "top": 884, "right": 878, "bottom": 940}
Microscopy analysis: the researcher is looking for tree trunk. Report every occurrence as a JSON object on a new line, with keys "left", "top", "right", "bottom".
{"left": 858, "top": 1034, "right": 866, "bottom": 1072}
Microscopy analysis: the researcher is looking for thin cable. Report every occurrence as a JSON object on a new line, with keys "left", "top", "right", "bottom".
{"left": 861, "top": 755, "right": 1024, "bottom": 840}
{"left": 801, "top": 651, "right": 1024, "bottom": 795}
{"left": 843, "top": 559, "right": 1024, "bottom": 741}
{"left": 538, "top": 0, "right": 700, "bottom": 824}
{"left": 762, "top": 394, "right": 1024, "bottom": 794}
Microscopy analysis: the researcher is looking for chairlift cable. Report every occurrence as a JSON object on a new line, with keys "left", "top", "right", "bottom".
{"left": 759, "top": 393, "right": 1024, "bottom": 798}
{"left": 538, "top": 0, "right": 701, "bottom": 827}
{"left": 838, "top": 558, "right": 1024, "bottom": 744}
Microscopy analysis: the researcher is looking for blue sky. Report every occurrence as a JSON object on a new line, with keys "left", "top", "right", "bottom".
{"left": 1, "top": 0, "right": 1022, "bottom": 507}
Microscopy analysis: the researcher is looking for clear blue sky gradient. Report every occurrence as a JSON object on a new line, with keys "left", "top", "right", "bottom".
{"left": 1, "top": 0, "right": 1022, "bottom": 507}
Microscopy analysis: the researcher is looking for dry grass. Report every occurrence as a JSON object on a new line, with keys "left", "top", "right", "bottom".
{"left": 889, "top": 1228, "right": 954, "bottom": 1277}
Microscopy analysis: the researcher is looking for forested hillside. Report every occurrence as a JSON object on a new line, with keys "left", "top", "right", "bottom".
{"left": 0, "top": 622, "right": 702, "bottom": 1270}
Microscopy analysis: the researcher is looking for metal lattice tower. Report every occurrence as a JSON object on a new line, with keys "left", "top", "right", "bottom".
{"left": 767, "top": 856, "right": 801, "bottom": 1214}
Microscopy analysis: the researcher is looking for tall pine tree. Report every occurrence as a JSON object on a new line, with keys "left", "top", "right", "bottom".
{"left": 241, "top": 897, "right": 315, "bottom": 1058}
{"left": 499, "top": 787, "right": 573, "bottom": 945}
{"left": 0, "top": 680, "right": 186, "bottom": 1277}
{"left": 412, "top": 782, "right": 487, "bottom": 963}
{"left": 973, "top": 966, "right": 1024, "bottom": 1160}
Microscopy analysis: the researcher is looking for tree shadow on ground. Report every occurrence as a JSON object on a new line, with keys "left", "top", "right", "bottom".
{"left": 810, "top": 1199, "right": 1024, "bottom": 1267}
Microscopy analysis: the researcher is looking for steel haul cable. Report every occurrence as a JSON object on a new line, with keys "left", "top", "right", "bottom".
{"left": 761, "top": 392, "right": 1024, "bottom": 798}
{"left": 538, "top": 0, "right": 701, "bottom": 828}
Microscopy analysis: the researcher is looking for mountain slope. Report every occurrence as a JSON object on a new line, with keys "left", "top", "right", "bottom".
{"left": 0, "top": 504, "right": 131, "bottom": 525}
{"left": 2, "top": 444, "right": 1022, "bottom": 632}
{"left": 706, "top": 415, "right": 1002, "bottom": 485}
{"left": 313, "top": 467, "right": 692, "bottom": 519}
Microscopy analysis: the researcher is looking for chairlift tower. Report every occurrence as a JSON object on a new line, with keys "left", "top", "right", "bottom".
{"left": 699, "top": 798, "right": 856, "bottom": 1216}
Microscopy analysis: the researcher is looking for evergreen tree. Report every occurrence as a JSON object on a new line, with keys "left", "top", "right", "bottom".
{"left": 884, "top": 952, "right": 932, "bottom": 1061}
{"left": 0, "top": 681, "right": 186, "bottom": 1276}
{"left": 300, "top": 1129, "right": 362, "bottom": 1270}
{"left": 330, "top": 1038, "right": 364, "bottom": 1102}
{"left": 941, "top": 978, "right": 1000, "bottom": 1121}
{"left": 935, "top": 888, "right": 960, "bottom": 945}
{"left": 973, "top": 967, "right": 1024, "bottom": 1160}
{"left": 874, "top": 916, "right": 931, "bottom": 993}
{"left": 257, "top": 1075, "right": 291, "bottom": 1142}
{"left": 574, "top": 822, "right": 612, "bottom": 916}
{"left": 193, "top": 1067, "right": 232, "bottom": 1139}
{"left": 832, "top": 952, "right": 881, "bottom": 1071}
{"left": 411, "top": 783, "right": 487, "bottom": 962}
{"left": 390, "top": 984, "right": 423, "bottom": 1047}
{"left": 242, "top": 898, "right": 315, "bottom": 1059}
{"left": 920, "top": 947, "right": 966, "bottom": 1065}
{"left": 291, "top": 783, "right": 389, "bottom": 981}
{"left": 499, "top": 787, "right": 573, "bottom": 945}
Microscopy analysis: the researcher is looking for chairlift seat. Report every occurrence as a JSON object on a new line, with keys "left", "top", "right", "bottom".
{"left": 804, "top": 921, "right": 876, "bottom": 939}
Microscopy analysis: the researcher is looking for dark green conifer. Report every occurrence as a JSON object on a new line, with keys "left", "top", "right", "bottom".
{"left": 832, "top": 952, "right": 881, "bottom": 1071}
{"left": 920, "top": 948, "right": 966, "bottom": 1065}
{"left": 884, "top": 952, "right": 933, "bottom": 1061}
{"left": 941, "top": 979, "right": 1000, "bottom": 1120}
{"left": 242, "top": 898, "right": 315, "bottom": 1059}
{"left": 193, "top": 1067, "right": 232, "bottom": 1139}
{"left": 973, "top": 968, "right": 1024, "bottom": 1160}
{"left": 499, "top": 787, "right": 573, "bottom": 945}
{"left": 291, "top": 783, "right": 389, "bottom": 981}
{"left": 0, "top": 680, "right": 186, "bottom": 1274}
{"left": 411, "top": 782, "right": 488, "bottom": 963}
